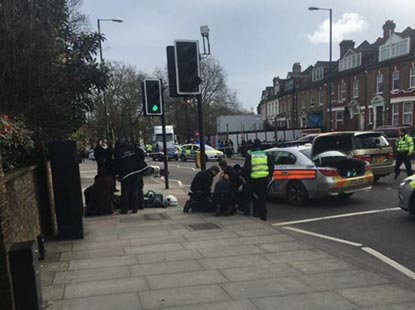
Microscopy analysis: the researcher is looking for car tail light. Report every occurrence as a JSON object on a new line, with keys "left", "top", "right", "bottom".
{"left": 354, "top": 155, "right": 371, "bottom": 162}
{"left": 387, "top": 153, "right": 394, "bottom": 161}
{"left": 319, "top": 168, "right": 339, "bottom": 177}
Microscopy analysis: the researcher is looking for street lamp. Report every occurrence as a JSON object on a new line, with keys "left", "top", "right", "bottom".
{"left": 309, "top": 6, "right": 332, "bottom": 131}
{"left": 97, "top": 18, "right": 124, "bottom": 139}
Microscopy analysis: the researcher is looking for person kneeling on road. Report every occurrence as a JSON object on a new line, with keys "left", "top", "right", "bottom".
{"left": 184, "top": 165, "right": 220, "bottom": 213}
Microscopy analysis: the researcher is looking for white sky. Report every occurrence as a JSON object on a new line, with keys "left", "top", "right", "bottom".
{"left": 81, "top": 0, "right": 415, "bottom": 111}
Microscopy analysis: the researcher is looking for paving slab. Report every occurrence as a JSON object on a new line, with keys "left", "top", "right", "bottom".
{"left": 183, "top": 231, "right": 239, "bottom": 241}
{"left": 119, "top": 230, "right": 172, "bottom": 240}
{"left": 129, "top": 235, "right": 186, "bottom": 246}
{"left": 252, "top": 291, "right": 359, "bottom": 310}
{"left": 360, "top": 303, "right": 415, "bottom": 310}
{"left": 238, "top": 234, "right": 295, "bottom": 245}
{"left": 69, "top": 255, "right": 137, "bottom": 270}
{"left": 45, "top": 292, "right": 141, "bottom": 310}
{"left": 221, "top": 276, "right": 313, "bottom": 299}
{"left": 129, "top": 260, "right": 202, "bottom": 276}
{"left": 40, "top": 271, "right": 55, "bottom": 285}
{"left": 264, "top": 249, "right": 334, "bottom": 263}
{"left": 54, "top": 266, "right": 131, "bottom": 284}
{"left": 301, "top": 270, "right": 389, "bottom": 291}
{"left": 40, "top": 261, "right": 69, "bottom": 272}
{"left": 337, "top": 284, "right": 415, "bottom": 307}
{"left": 45, "top": 242, "right": 73, "bottom": 253}
{"left": 257, "top": 241, "right": 313, "bottom": 253}
{"left": 220, "top": 263, "right": 301, "bottom": 282}
{"left": 124, "top": 243, "right": 184, "bottom": 255}
{"left": 72, "top": 239, "right": 131, "bottom": 251}
{"left": 60, "top": 248, "right": 124, "bottom": 261}
{"left": 64, "top": 276, "right": 148, "bottom": 299}
{"left": 164, "top": 300, "right": 258, "bottom": 310}
{"left": 288, "top": 257, "right": 359, "bottom": 274}
{"left": 182, "top": 238, "right": 242, "bottom": 249}
{"left": 146, "top": 270, "right": 228, "bottom": 289}
{"left": 198, "top": 254, "right": 270, "bottom": 269}
{"left": 197, "top": 244, "right": 264, "bottom": 258}
{"left": 137, "top": 249, "right": 203, "bottom": 264}
{"left": 42, "top": 284, "right": 64, "bottom": 301}
{"left": 139, "top": 284, "right": 230, "bottom": 309}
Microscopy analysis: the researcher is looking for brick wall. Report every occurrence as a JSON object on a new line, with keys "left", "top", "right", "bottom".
{"left": 0, "top": 158, "right": 46, "bottom": 310}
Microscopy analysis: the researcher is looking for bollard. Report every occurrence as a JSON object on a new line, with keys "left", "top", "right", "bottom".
{"left": 195, "top": 151, "right": 201, "bottom": 169}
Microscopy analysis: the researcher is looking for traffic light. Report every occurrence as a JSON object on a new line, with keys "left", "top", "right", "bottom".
{"left": 142, "top": 79, "right": 163, "bottom": 116}
{"left": 174, "top": 40, "right": 201, "bottom": 95}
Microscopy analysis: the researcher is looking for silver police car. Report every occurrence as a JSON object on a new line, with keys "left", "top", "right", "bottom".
{"left": 398, "top": 175, "right": 415, "bottom": 216}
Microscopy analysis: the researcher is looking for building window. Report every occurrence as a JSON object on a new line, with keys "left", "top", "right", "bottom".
{"left": 311, "top": 91, "right": 315, "bottom": 106}
{"left": 376, "top": 73, "right": 383, "bottom": 93}
{"left": 379, "top": 37, "right": 410, "bottom": 61}
{"left": 318, "top": 88, "right": 323, "bottom": 105}
{"left": 312, "top": 67, "right": 324, "bottom": 81}
{"left": 335, "top": 111, "right": 343, "bottom": 129}
{"left": 340, "top": 81, "right": 346, "bottom": 100}
{"left": 353, "top": 79, "right": 359, "bottom": 98}
{"left": 339, "top": 52, "right": 362, "bottom": 71}
{"left": 392, "top": 70, "right": 400, "bottom": 90}
{"left": 403, "top": 102, "right": 413, "bottom": 125}
{"left": 410, "top": 66, "right": 415, "bottom": 88}
{"left": 392, "top": 103, "right": 400, "bottom": 126}
{"left": 368, "top": 107, "right": 373, "bottom": 124}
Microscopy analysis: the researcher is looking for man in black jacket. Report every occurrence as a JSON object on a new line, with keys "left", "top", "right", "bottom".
{"left": 187, "top": 165, "right": 220, "bottom": 212}
{"left": 116, "top": 142, "right": 148, "bottom": 214}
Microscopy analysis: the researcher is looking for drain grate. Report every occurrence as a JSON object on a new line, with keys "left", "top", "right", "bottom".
{"left": 143, "top": 213, "right": 170, "bottom": 221}
{"left": 187, "top": 223, "right": 221, "bottom": 231}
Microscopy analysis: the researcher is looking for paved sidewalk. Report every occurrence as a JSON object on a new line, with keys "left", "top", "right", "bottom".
{"left": 40, "top": 174, "right": 415, "bottom": 310}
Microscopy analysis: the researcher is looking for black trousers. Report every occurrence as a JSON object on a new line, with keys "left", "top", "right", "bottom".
{"left": 395, "top": 152, "right": 413, "bottom": 177}
{"left": 137, "top": 176, "right": 144, "bottom": 209}
{"left": 247, "top": 178, "right": 268, "bottom": 219}
{"left": 121, "top": 174, "right": 139, "bottom": 212}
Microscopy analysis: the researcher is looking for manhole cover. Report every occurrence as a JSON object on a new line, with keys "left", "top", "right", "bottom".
{"left": 143, "top": 213, "right": 170, "bottom": 221}
{"left": 187, "top": 223, "right": 221, "bottom": 231}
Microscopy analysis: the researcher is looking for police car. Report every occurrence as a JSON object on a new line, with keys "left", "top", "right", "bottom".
{"left": 265, "top": 143, "right": 374, "bottom": 206}
{"left": 179, "top": 144, "right": 224, "bottom": 162}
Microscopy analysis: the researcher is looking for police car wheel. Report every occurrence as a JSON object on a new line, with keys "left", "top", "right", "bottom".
{"left": 286, "top": 181, "right": 309, "bottom": 206}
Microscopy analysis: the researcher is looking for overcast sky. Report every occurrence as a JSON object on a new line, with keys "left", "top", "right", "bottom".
{"left": 81, "top": 0, "right": 415, "bottom": 111}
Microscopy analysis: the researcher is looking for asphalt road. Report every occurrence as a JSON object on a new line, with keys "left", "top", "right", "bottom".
{"left": 149, "top": 157, "right": 415, "bottom": 277}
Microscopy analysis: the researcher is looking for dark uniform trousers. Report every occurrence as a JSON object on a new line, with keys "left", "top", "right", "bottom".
{"left": 121, "top": 174, "right": 139, "bottom": 213}
{"left": 395, "top": 151, "right": 413, "bottom": 177}
{"left": 248, "top": 178, "right": 268, "bottom": 219}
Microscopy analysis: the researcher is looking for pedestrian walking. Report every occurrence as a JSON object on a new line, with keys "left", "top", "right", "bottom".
{"left": 395, "top": 128, "right": 414, "bottom": 179}
{"left": 94, "top": 139, "right": 106, "bottom": 172}
{"left": 243, "top": 142, "right": 273, "bottom": 221}
{"left": 116, "top": 142, "right": 148, "bottom": 214}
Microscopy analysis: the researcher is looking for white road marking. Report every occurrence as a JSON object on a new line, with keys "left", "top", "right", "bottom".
{"left": 362, "top": 247, "right": 415, "bottom": 281}
{"left": 283, "top": 226, "right": 415, "bottom": 281}
{"left": 283, "top": 227, "right": 362, "bottom": 247}
{"left": 159, "top": 177, "right": 189, "bottom": 188}
{"left": 272, "top": 207, "right": 401, "bottom": 227}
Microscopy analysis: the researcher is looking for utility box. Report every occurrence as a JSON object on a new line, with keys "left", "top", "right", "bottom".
{"left": 9, "top": 240, "right": 43, "bottom": 310}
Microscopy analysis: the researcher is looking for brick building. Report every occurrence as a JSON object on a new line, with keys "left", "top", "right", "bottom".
{"left": 258, "top": 20, "right": 415, "bottom": 132}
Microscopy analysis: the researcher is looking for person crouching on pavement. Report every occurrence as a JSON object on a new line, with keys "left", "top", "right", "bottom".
{"left": 212, "top": 173, "right": 235, "bottom": 216}
{"left": 395, "top": 128, "right": 414, "bottom": 179}
{"left": 233, "top": 164, "right": 250, "bottom": 216}
{"left": 116, "top": 141, "right": 148, "bottom": 214}
{"left": 243, "top": 141, "right": 274, "bottom": 221}
{"left": 186, "top": 165, "right": 220, "bottom": 212}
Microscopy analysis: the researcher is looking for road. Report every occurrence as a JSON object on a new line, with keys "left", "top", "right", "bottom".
{"left": 148, "top": 157, "right": 415, "bottom": 279}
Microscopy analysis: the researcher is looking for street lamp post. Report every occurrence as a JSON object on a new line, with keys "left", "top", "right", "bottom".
{"left": 97, "top": 18, "right": 124, "bottom": 139}
{"left": 309, "top": 7, "right": 332, "bottom": 131}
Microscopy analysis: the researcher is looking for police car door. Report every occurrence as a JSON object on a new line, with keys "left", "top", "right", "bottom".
{"left": 268, "top": 150, "right": 298, "bottom": 197}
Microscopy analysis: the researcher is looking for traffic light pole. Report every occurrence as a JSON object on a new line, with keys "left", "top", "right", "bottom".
{"left": 160, "top": 80, "right": 169, "bottom": 189}
{"left": 196, "top": 94, "right": 206, "bottom": 170}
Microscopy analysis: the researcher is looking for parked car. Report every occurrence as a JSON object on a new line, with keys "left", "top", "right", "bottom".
{"left": 313, "top": 131, "right": 394, "bottom": 181}
{"left": 151, "top": 147, "right": 179, "bottom": 161}
{"left": 265, "top": 144, "right": 374, "bottom": 206}
{"left": 398, "top": 175, "right": 415, "bottom": 217}
{"left": 280, "top": 134, "right": 320, "bottom": 147}
{"left": 179, "top": 144, "right": 224, "bottom": 162}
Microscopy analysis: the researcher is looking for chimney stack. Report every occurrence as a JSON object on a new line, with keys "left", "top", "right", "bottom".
{"left": 292, "top": 62, "right": 301, "bottom": 74}
{"left": 382, "top": 20, "right": 396, "bottom": 39}
{"left": 339, "top": 40, "right": 355, "bottom": 58}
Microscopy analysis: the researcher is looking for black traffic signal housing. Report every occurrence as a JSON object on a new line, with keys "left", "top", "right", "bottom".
{"left": 174, "top": 40, "right": 201, "bottom": 95}
{"left": 142, "top": 79, "right": 163, "bottom": 116}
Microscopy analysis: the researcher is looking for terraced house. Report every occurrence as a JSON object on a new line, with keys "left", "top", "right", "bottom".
{"left": 258, "top": 20, "right": 415, "bottom": 132}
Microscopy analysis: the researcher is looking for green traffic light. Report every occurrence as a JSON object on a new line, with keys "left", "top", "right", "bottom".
{"left": 152, "top": 105, "right": 159, "bottom": 112}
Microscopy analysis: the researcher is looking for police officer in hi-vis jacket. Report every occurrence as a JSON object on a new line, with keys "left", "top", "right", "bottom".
{"left": 395, "top": 128, "right": 414, "bottom": 179}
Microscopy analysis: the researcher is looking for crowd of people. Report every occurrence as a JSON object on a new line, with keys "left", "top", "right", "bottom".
{"left": 185, "top": 141, "right": 273, "bottom": 221}
{"left": 84, "top": 139, "right": 149, "bottom": 216}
